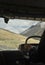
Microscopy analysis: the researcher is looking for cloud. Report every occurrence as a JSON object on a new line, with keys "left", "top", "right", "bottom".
{"left": 0, "top": 18, "right": 7, "bottom": 28}
{"left": 0, "top": 18, "right": 39, "bottom": 33}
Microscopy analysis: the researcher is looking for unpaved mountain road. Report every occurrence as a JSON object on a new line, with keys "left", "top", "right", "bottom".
{"left": 0, "top": 45, "right": 15, "bottom": 51}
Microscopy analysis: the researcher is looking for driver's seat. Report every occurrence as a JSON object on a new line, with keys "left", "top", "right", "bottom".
{"left": 30, "top": 31, "right": 45, "bottom": 63}
{"left": 38, "top": 31, "right": 45, "bottom": 63}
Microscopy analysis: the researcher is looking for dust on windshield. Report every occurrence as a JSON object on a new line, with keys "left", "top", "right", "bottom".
{"left": 0, "top": 18, "right": 44, "bottom": 50}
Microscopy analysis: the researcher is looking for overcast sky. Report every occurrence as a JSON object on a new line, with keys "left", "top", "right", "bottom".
{"left": 0, "top": 18, "right": 40, "bottom": 33}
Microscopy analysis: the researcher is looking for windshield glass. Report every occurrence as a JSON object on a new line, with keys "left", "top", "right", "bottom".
{"left": 0, "top": 18, "right": 44, "bottom": 50}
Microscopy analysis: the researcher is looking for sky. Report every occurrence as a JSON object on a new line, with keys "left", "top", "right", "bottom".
{"left": 0, "top": 18, "right": 40, "bottom": 34}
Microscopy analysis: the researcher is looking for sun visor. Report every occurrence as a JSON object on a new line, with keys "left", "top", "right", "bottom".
{"left": 0, "top": 0, "right": 45, "bottom": 19}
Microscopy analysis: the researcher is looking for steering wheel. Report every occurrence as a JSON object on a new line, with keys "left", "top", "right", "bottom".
{"left": 25, "top": 36, "right": 41, "bottom": 44}
{"left": 24, "top": 36, "right": 41, "bottom": 50}
{"left": 23, "top": 36, "right": 41, "bottom": 59}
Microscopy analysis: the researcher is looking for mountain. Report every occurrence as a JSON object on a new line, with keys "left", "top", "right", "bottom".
{"left": 0, "top": 28, "right": 39, "bottom": 50}
{"left": 0, "top": 28, "right": 26, "bottom": 49}
{"left": 20, "top": 22, "right": 44, "bottom": 37}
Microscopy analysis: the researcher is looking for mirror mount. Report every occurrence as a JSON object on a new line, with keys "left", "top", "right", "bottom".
{"left": 4, "top": 18, "right": 9, "bottom": 24}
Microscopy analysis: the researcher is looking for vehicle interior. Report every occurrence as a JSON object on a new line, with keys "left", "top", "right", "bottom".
{"left": 0, "top": 0, "right": 45, "bottom": 65}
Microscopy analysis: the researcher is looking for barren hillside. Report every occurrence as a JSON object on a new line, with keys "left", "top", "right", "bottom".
{"left": 0, "top": 28, "right": 39, "bottom": 50}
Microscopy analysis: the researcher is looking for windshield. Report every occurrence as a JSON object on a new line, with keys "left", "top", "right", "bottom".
{"left": 0, "top": 18, "right": 44, "bottom": 50}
